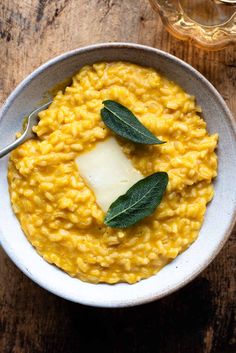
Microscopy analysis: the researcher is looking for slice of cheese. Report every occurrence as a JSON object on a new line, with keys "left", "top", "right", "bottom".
{"left": 76, "top": 137, "right": 143, "bottom": 212}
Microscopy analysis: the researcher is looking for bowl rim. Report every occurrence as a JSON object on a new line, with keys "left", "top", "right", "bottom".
{"left": 0, "top": 42, "right": 236, "bottom": 307}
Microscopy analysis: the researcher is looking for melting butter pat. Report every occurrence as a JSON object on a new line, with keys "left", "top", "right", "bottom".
{"left": 76, "top": 138, "right": 143, "bottom": 212}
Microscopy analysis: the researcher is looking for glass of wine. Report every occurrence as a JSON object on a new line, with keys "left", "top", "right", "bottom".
{"left": 149, "top": 0, "right": 236, "bottom": 50}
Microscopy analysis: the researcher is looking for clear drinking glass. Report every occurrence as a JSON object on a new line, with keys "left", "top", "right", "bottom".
{"left": 149, "top": 0, "right": 236, "bottom": 50}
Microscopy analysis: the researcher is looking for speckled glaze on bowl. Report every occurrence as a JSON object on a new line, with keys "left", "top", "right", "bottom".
{"left": 0, "top": 43, "right": 235, "bottom": 308}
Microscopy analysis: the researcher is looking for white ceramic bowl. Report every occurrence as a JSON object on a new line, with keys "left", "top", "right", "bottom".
{"left": 0, "top": 43, "right": 235, "bottom": 307}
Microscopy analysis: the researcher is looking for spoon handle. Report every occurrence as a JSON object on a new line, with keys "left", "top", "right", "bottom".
{"left": 0, "top": 101, "right": 52, "bottom": 159}
{"left": 0, "top": 131, "right": 28, "bottom": 158}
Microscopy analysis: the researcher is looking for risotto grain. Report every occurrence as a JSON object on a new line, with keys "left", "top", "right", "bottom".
{"left": 8, "top": 62, "right": 218, "bottom": 284}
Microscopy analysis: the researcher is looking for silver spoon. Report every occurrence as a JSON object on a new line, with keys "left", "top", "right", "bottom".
{"left": 0, "top": 100, "right": 52, "bottom": 158}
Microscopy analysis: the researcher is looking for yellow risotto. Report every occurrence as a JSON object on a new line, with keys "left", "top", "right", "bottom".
{"left": 8, "top": 62, "right": 218, "bottom": 284}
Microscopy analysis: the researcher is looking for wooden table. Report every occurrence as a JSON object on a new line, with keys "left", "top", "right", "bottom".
{"left": 0, "top": 1, "right": 235, "bottom": 352}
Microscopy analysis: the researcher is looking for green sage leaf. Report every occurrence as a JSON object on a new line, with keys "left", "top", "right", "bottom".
{"left": 104, "top": 172, "right": 168, "bottom": 228}
{"left": 101, "top": 100, "right": 165, "bottom": 145}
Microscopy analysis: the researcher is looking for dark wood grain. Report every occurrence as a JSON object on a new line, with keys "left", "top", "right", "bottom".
{"left": 0, "top": 1, "right": 235, "bottom": 352}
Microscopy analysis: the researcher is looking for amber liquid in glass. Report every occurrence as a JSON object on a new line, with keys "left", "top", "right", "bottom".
{"left": 149, "top": 0, "right": 236, "bottom": 50}
{"left": 179, "top": 0, "right": 236, "bottom": 26}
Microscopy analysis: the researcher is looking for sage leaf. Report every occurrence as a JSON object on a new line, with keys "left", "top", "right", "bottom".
{"left": 101, "top": 100, "right": 165, "bottom": 145}
{"left": 104, "top": 172, "right": 168, "bottom": 228}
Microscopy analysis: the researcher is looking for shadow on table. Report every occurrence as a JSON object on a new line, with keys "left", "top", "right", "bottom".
{"left": 51, "top": 277, "right": 220, "bottom": 353}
